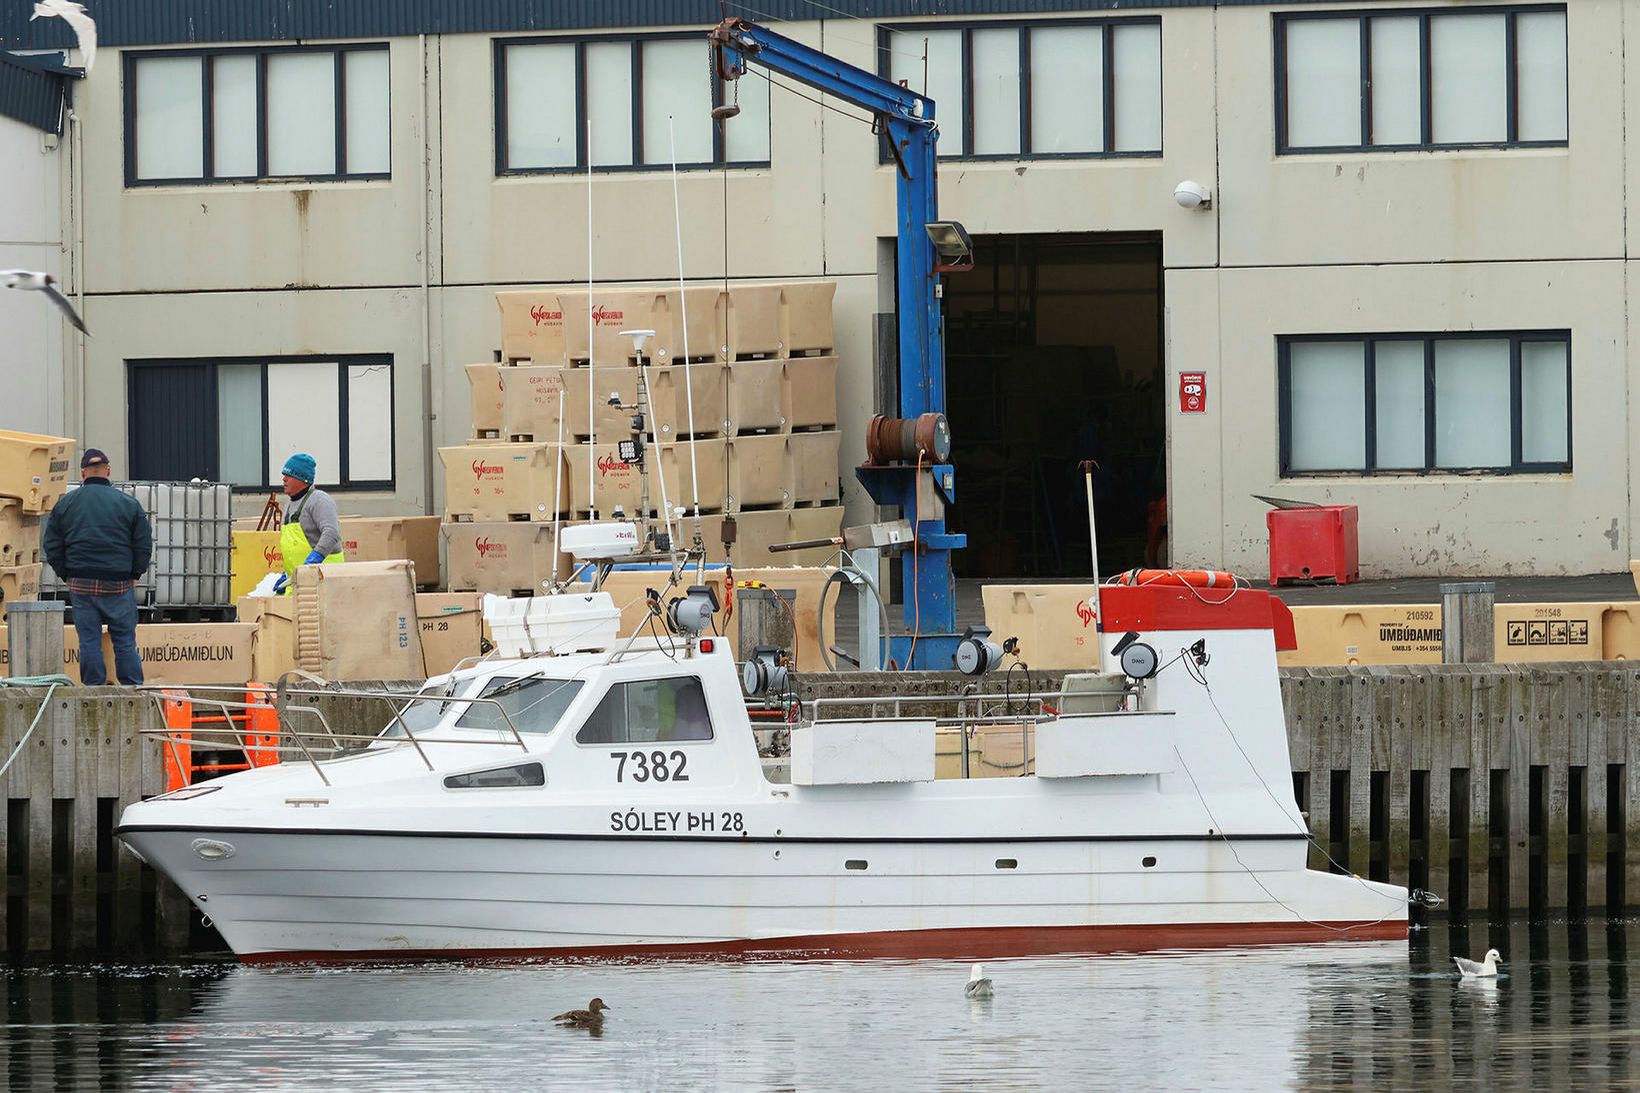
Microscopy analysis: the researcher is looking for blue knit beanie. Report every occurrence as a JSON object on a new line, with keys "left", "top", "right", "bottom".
{"left": 281, "top": 453, "right": 317, "bottom": 484}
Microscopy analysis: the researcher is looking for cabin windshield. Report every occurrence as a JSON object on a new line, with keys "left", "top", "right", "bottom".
{"left": 455, "top": 676, "right": 585, "bottom": 735}
{"left": 384, "top": 678, "right": 466, "bottom": 739}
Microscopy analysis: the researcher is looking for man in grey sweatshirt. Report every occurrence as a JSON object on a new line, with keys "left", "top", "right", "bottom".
{"left": 272, "top": 452, "right": 345, "bottom": 594}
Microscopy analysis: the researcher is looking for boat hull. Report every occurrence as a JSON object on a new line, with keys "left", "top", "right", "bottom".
{"left": 119, "top": 825, "right": 1408, "bottom": 962}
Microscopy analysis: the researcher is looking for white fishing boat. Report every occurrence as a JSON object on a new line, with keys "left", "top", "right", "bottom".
{"left": 116, "top": 568, "right": 1410, "bottom": 963}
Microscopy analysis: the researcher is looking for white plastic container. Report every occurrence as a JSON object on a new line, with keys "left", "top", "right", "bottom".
{"left": 482, "top": 591, "right": 622, "bottom": 657}
{"left": 39, "top": 480, "right": 232, "bottom": 606}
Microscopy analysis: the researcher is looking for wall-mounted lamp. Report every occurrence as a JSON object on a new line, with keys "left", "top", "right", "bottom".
{"left": 1173, "top": 180, "right": 1213, "bottom": 211}
{"left": 924, "top": 220, "right": 974, "bottom": 273}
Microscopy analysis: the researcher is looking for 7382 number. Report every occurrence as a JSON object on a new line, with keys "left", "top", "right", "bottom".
{"left": 610, "top": 750, "right": 690, "bottom": 783}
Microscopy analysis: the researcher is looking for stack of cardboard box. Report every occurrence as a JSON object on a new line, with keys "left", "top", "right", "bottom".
{"left": 443, "top": 281, "right": 846, "bottom": 596}
{"left": 0, "top": 429, "right": 72, "bottom": 607}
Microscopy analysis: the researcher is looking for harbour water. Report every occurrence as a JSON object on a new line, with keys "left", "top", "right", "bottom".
{"left": 3, "top": 918, "right": 1633, "bottom": 1090}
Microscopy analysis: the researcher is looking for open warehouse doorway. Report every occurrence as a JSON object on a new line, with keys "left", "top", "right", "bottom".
{"left": 942, "top": 232, "right": 1166, "bottom": 579}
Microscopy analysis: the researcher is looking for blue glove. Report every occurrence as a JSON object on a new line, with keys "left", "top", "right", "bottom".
{"left": 303, "top": 549, "right": 326, "bottom": 565}
{"left": 272, "top": 574, "right": 289, "bottom": 594}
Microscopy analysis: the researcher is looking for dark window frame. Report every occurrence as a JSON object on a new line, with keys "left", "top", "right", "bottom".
{"left": 1274, "top": 5, "right": 1569, "bottom": 155}
{"left": 123, "top": 43, "right": 392, "bottom": 187}
{"left": 494, "top": 31, "right": 770, "bottom": 176}
{"left": 876, "top": 16, "right": 1164, "bottom": 163}
{"left": 1277, "top": 331, "right": 1572, "bottom": 477}
{"left": 574, "top": 675, "right": 717, "bottom": 746}
{"left": 125, "top": 354, "right": 396, "bottom": 491}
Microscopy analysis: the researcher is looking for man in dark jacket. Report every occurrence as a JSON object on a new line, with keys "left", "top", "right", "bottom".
{"left": 40, "top": 449, "right": 153, "bottom": 686}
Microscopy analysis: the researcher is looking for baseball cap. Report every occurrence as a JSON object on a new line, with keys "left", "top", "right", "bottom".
{"left": 81, "top": 448, "right": 109, "bottom": 469}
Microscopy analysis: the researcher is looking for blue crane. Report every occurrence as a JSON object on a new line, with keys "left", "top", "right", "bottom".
{"left": 711, "top": 17, "right": 971, "bottom": 670}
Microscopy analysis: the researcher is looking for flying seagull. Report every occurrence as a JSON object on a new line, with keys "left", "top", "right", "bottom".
{"left": 2, "top": 270, "right": 90, "bottom": 336}
{"left": 1453, "top": 948, "right": 1502, "bottom": 979}
{"left": 964, "top": 963, "right": 994, "bottom": 1000}
{"left": 31, "top": 0, "right": 97, "bottom": 73}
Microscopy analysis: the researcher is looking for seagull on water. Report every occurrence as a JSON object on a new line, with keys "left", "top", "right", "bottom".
{"left": 965, "top": 963, "right": 994, "bottom": 1000}
{"left": 1453, "top": 948, "right": 1502, "bottom": 979}
{"left": 552, "top": 998, "right": 610, "bottom": 1028}
{"left": 31, "top": 0, "right": 97, "bottom": 73}
{"left": 2, "top": 271, "right": 90, "bottom": 336}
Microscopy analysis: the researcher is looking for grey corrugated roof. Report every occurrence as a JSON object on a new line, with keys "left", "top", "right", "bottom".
{"left": 0, "top": 1, "right": 1362, "bottom": 49}
{"left": 0, "top": 52, "right": 70, "bottom": 134}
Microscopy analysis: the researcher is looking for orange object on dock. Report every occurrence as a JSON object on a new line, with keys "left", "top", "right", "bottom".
{"left": 161, "top": 685, "right": 281, "bottom": 792}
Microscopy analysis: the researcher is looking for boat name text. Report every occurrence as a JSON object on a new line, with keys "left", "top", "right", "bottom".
{"left": 610, "top": 809, "right": 744, "bottom": 834}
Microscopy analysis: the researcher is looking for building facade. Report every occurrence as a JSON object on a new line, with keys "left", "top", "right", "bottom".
{"left": 0, "top": 1, "right": 1628, "bottom": 579}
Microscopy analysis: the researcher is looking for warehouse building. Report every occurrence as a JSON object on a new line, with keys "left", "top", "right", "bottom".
{"left": 0, "top": 1, "right": 1626, "bottom": 579}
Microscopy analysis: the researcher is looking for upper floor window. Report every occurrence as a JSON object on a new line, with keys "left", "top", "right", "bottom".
{"left": 1277, "top": 7, "right": 1567, "bottom": 153}
{"left": 495, "top": 34, "right": 770, "bottom": 174}
{"left": 124, "top": 45, "right": 391, "bottom": 185}
{"left": 880, "top": 19, "right": 1162, "bottom": 159}
{"left": 1278, "top": 332, "right": 1571, "bottom": 476}
{"left": 126, "top": 355, "right": 396, "bottom": 489}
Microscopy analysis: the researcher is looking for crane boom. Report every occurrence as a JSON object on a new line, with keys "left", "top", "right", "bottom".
{"left": 712, "top": 17, "right": 969, "bottom": 670}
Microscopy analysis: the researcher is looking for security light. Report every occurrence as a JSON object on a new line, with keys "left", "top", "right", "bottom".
{"left": 924, "top": 221, "right": 974, "bottom": 273}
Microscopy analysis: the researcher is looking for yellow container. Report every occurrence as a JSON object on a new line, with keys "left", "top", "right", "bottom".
{"left": 230, "top": 530, "right": 284, "bottom": 601}
{"left": 1277, "top": 605, "right": 1443, "bottom": 667}
{"left": 0, "top": 429, "right": 74, "bottom": 513}
{"left": 0, "top": 563, "right": 42, "bottom": 604}
{"left": 1602, "top": 603, "right": 1640, "bottom": 660}
{"left": 1493, "top": 602, "right": 1603, "bottom": 662}
{"left": 981, "top": 584, "right": 1102, "bottom": 670}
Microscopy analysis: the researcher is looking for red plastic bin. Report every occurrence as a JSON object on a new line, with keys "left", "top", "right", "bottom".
{"left": 1267, "top": 504, "right": 1359, "bottom": 586}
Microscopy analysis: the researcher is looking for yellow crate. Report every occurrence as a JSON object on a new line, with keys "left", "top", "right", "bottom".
{"left": 0, "top": 429, "right": 74, "bottom": 513}
{"left": 1493, "top": 602, "right": 1603, "bottom": 662}
{"left": 1277, "top": 605, "right": 1443, "bottom": 667}
{"left": 230, "top": 530, "right": 284, "bottom": 601}
{"left": 1602, "top": 603, "right": 1640, "bottom": 661}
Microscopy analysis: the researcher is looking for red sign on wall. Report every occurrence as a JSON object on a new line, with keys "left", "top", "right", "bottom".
{"left": 1179, "top": 371, "right": 1207, "bottom": 414}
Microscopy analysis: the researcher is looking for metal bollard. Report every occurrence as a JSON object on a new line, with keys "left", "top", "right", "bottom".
{"left": 5, "top": 600, "right": 67, "bottom": 678}
{"left": 1441, "top": 581, "right": 1495, "bottom": 664}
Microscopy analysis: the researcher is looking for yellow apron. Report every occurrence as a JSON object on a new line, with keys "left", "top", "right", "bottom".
{"left": 278, "top": 515, "right": 345, "bottom": 594}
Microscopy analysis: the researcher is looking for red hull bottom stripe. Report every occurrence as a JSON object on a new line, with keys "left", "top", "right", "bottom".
{"left": 241, "top": 918, "right": 1409, "bottom": 966}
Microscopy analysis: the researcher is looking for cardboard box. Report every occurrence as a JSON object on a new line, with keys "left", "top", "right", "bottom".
{"left": 497, "top": 290, "right": 568, "bottom": 364}
{"left": 725, "top": 359, "right": 785, "bottom": 434}
{"left": 726, "top": 434, "right": 790, "bottom": 510}
{"left": 565, "top": 439, "right": 726, "bottom": 517}
{"left": 981, "top": 584, "right": 1103, "bottom": 670}
{"left": 781, "top": 282, "right": 836, "bottom": 354}
{"left": 0, "top": 498, "right": 42, "bottom": 567}
{"left": 443, "top": 520, "right": 570, "bottom": 594}
{"left": 0, "top": 563, "right": 42, "bottom": 604}
{"left": 338, "top": 516, "right": 441, "bottom": 588}
{"left": 559, "top": 286, "right": 721, "bottom": 365}
{"left": 417, "top": 592, "right": 483, "bottom": 676}
{"left": 466, "top": 363, "right": 506, "bottom": 436}
{"left": 249, "top": 596, "right": 297, "bottom": 682}
{"left": 788, "top": 431, "right": 842, "bottom": 504}
{"left": 784, "top": 356, "right": 840, "bottom": 429}
{"left": 440, "top": 443, "right": 570, "bottom": 522}
{"left": 500, "top": 365, "right": 567, "bottom": 441}
{"left": 0, "top": 622, "right": 256, "bottom": 685}
{"left": 292, "top": 560, "right": 423, "bottom": 681}
{"left": 0, "top": 429, "right": 74, "bottom": 513}
{"left": 230, "top": 530, "right": 285, "bottom": 601}
{"left": 1276, "top": 605, "right": 1443, "bottom": 667}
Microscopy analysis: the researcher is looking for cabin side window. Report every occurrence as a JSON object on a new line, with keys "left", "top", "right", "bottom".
{"left": 456, "top": 677, "right": 584, "bottom": 734}
{"left": 576, "top": 677, "right": 715, "bottom": 745}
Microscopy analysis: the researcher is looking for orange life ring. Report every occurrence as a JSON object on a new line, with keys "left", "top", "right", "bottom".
{"left": 1113, "top": 568, "right": 1239, "bottom": 588}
